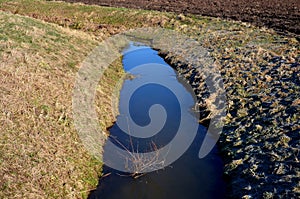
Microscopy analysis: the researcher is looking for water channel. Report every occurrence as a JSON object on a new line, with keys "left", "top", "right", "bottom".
{"left": 88, "top": 43, "right": 225, "bottom": 199}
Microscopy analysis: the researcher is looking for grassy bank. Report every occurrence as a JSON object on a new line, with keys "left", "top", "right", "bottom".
{"left": 0, "top": 0, "right": 171, "bottom": 38}
{"left": 0, "top": 1, "right": 170, "bottom": 198}
{"left": 1, "top": 0, "right": 299, "bottom": 198}
{"left": 0, "top": 10, "right": 125, "bottom": 198}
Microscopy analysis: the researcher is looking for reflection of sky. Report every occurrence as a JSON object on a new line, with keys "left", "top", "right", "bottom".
{"left": 120, "top": 43, "right": 195, "bottom": 119}
{"left": 122, "top": 43, "right": 168, "bottom": 71}
{"left": 95, "top": 43, "right": 225, "bottom": 199}
{"left": 112, "top": 43, "right": 198, "bottom": 152}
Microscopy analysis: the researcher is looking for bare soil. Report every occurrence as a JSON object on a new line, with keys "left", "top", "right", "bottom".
{"left": 65, "top": 0, "right": 300, "bottom": 35}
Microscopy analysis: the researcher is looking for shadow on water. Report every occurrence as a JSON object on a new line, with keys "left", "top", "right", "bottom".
{"left": 88, "top": 43, "right": 226, "bottom": 199}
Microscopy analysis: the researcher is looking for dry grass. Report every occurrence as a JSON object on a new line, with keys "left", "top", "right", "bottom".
{"left": 0, "top": 1, "right": 170, "bottom": 198}
{"left": 0, "top": 11, "right": 124, "bottom": 198}
{"left": 109, "top": 135, "right": 166, "bottom": 178}
{"left": 0, "top": 0, "right": 171, "bottom": 38}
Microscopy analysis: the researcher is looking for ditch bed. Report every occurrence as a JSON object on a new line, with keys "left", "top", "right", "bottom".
{"left": 88, "top": 43, "right": 226, "bottom": 199}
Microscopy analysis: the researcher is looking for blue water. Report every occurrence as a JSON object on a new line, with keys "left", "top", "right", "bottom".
{"left": 88, "top": 43, "right": 225, "bottom": 199}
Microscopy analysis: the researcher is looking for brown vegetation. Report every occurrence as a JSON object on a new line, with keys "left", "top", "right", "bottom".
{"left": 65, "top": 0, "right": 300, "bottom": 35}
